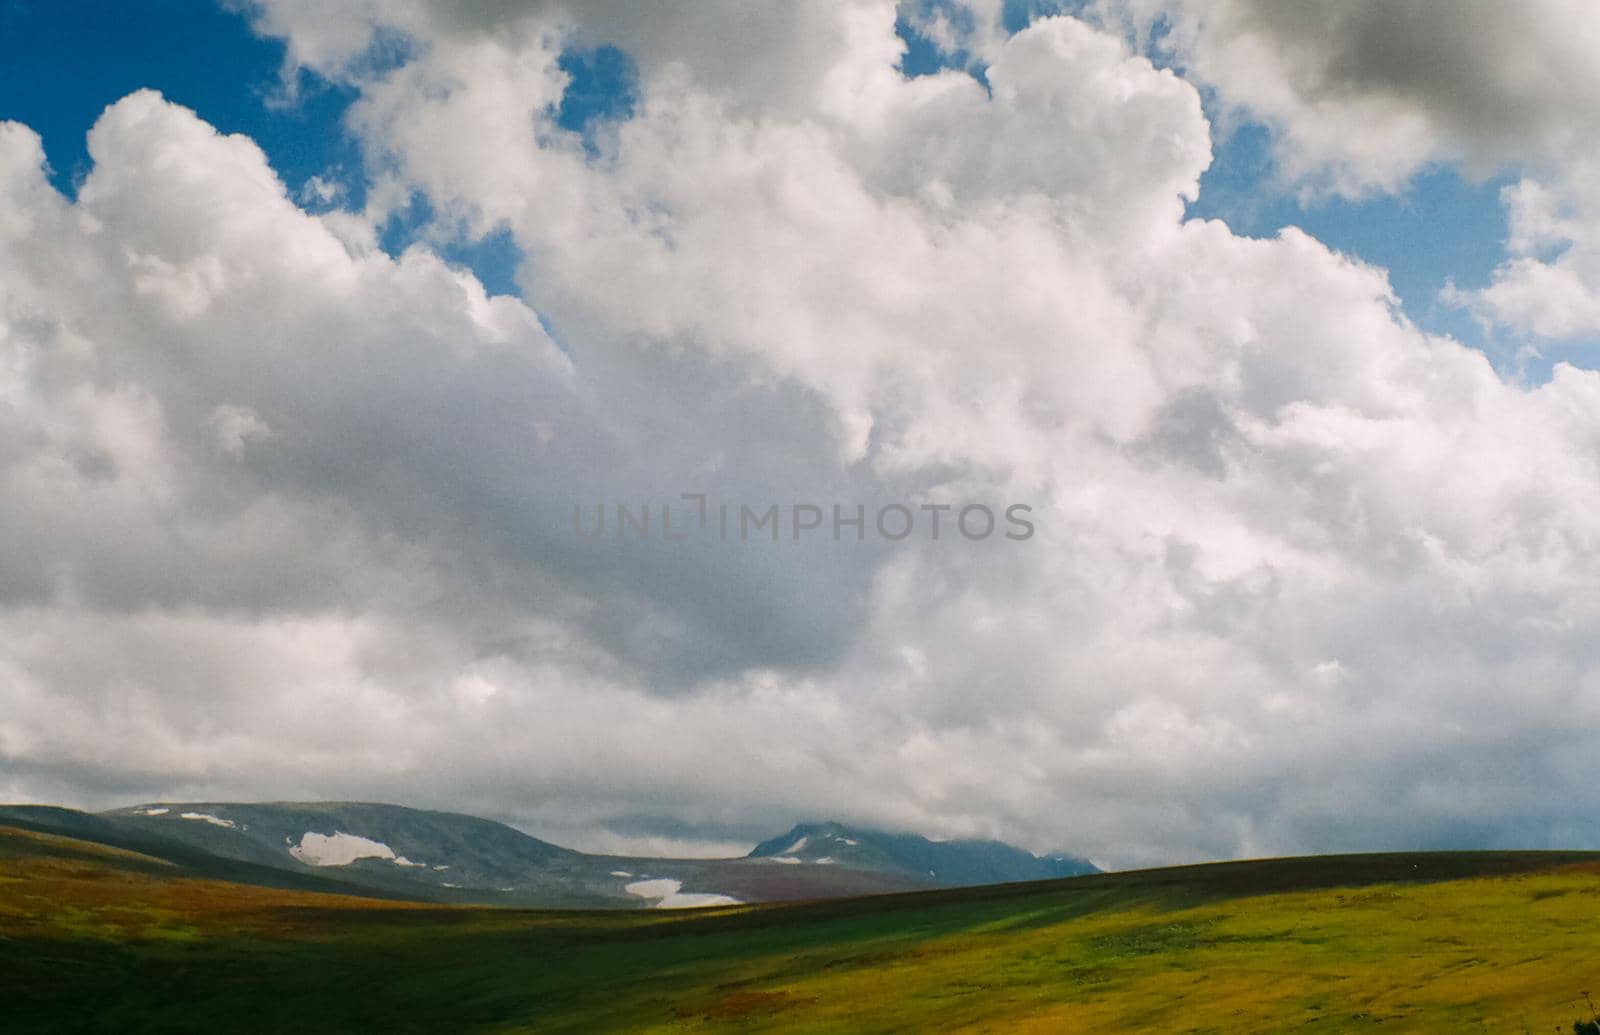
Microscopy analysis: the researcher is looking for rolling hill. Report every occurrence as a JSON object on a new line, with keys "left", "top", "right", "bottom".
{"left": 5, "top": 819, "right": 1600, "bottom": 1032}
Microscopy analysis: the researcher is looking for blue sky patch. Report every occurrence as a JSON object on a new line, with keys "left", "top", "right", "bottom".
{"left": 376, "top": 189, "right": 523, "bottom": 299}
{"left": 0, "top": 0, "right": 362, "bottom": 204}
{"left": 895, "top": 1, "right": 990, "bottom": 89}
{"left": 555, "top": 44, "right": 638, "bottom": 158}
{"left": 1187, "top": 120, "right": 1513, "bottom": 353}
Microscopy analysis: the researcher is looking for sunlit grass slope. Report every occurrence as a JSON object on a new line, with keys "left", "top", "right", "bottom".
{"left": 5, "top": 823, "right": 1600, "bottom": 1033}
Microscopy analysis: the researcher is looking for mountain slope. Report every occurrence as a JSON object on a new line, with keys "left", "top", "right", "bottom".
{"left": 98, "top": 801, "right": 645, "bottom": 907}
{"left": 748, "top": 821, "right": 1098, "bottom": 884}
{"left": 0, "top": 801, "right": 1096, "bottom": 908}
{"left": 0, "top": 804, "right": 428, "bottom": 900}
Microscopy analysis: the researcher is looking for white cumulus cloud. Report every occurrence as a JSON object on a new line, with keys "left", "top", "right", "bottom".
{"left": 4, "top": 3, "right": 1600, "bottom": 868}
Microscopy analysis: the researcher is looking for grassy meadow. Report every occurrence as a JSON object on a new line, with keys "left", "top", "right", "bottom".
{"left": 5, "top": 823, "right": 1600, "bottom": 1032}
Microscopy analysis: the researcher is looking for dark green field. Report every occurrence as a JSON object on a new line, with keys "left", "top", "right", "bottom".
{"left": 6, "top": 824, "right": 1600, "bottom": 1033}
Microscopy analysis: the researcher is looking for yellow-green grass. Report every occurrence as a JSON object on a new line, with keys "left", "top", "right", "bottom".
{"left": 4, "top": 824, "right": 1600, "bottom": 1033}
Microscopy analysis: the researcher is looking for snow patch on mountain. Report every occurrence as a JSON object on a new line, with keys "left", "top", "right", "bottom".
{"left": 180, "top": 812, "right": 235, "bottom": 828}
{"left": 289, "top": 831, "right": 405, "bottom": 867}
{"left": 624, "top": 878, "right": 740, "bottom": 909}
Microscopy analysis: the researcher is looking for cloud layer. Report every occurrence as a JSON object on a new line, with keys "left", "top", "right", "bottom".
{"left": 5, "top": 2, "right": 1600, "bottom": 865}
{"left": 1096, "top": 0, "right": 1600, "bottom": 342}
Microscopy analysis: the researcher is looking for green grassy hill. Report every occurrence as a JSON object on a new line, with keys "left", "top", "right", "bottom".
{"left": 5, "top": 822, "right": 1600, "bottom": 1033}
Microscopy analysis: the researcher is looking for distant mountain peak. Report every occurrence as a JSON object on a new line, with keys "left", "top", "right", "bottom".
{"left": 748, "top": 821, "right": 1097, "bottom": 884}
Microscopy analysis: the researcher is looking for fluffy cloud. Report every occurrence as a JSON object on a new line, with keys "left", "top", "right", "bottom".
{"left": 1453, "top": 159, "right": 1600, "bottom": 341}
{"left": 1093, "top": 0, "right": 1600, "bottom": 192}
{"left": 7, "top": 3, "right": 1600, "bottom": 866}
{"left": 1090, "top": 0, "right": 1600, "bottom": 341}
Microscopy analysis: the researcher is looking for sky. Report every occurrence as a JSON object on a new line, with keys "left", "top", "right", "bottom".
{"left": 4, "top": 1, "right": 1600, "bottom": 867}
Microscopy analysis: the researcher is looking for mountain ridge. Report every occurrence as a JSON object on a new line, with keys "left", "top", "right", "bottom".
{"left": 0, "top": 800, "right": 1097, "bottom": 909}
{"left": 748, "top": 820, "right": 1098, "bottom": 883}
